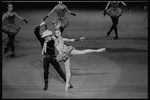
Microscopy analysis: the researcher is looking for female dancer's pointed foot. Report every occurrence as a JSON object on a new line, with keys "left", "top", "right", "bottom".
{"left": 97, "top": 48, "right": 106, "bottom": 52}
{"left": 65, "top": 83, "right": 70, "bottom": 92}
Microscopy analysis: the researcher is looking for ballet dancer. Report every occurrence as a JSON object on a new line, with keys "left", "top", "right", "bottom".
{"left": 2, "top": 2, "right": 28, "bottom": 57}
{"left": 41, "top": 1, "right": 76, "bottom": 34}
{"left": 103, "top": 1, "right": 131, "bottom": 40}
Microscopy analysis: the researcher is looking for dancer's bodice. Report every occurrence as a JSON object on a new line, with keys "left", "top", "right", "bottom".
{"left": 111, "top": 1, "right": 120, "bottom": 8}
{"left": 55, "top": 4, "right": 66, "bottom": 17}
{"left": 5, "top": 12, "right": 15, "bottom": 24}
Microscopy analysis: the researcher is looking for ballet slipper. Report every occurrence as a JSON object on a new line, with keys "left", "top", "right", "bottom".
{"left": 65, "top": 83, "right": 70, "bottom": 92}
{"left": 97, "top": 48, "right": 106, "bottom": 52}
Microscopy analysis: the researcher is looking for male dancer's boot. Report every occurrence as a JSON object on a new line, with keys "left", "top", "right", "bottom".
{"left": 44, "top": 80, "right": 48, "bottom": 90}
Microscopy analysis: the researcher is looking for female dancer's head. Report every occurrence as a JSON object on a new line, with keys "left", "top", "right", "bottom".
{"left": 7, "top": 2, "right": 13, "bottom": 12}
{"left": 55, "top": 29, "right": 62, "bottom": 37}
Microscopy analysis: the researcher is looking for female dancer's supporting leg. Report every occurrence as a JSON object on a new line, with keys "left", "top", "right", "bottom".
{"left": 64, "top": 57, "right": 71, "bottom": 91}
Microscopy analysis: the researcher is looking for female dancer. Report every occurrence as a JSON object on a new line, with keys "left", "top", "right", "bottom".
{"left": 40, "top": 21, "right": 105, "bottom": 91}
{"left": 103, "top": 1, "right": 131, "bottom": 40}
{"left": 41, "top": 1, "right": 76, "bottom": 34}
{"left": 2, "top": 2, "right": 28, "bottom": 57}
{"left": 54, "top": 29, "right": 105, "bottom": 91}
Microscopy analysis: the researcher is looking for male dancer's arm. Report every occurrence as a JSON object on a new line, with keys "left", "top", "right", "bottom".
{"left": 34, "top": 26, "right": 44, "bottom": 47}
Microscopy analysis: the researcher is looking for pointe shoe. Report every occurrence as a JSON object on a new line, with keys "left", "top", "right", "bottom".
{"left": 97, "top": 48, "right": 106, "bottom": 52}
{"left": 40, "top": 21, "right": 46, "bottom": 26}
{"left": 65, "top": 83, "right": 70, "bottom": 92}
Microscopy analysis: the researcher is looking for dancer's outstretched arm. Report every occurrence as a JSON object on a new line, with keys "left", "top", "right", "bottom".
{"left": 120, "top": 1, "right": 131, "bottom": 11}
{"left": 42, "top": 6, "right": 57, "bottom": 21}
{"left": 14, "top": 12, "right": 28, "bottom": 24}
{"left": 65, "top": 5, "right": 76, "bottom": 16}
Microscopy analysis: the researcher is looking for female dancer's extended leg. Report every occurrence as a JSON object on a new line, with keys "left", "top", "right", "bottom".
{"left": 71, "top": 48, "right": 106, "bottom": 55}
{"left": 64, "top": 57, "right": 71, "bottom": 91}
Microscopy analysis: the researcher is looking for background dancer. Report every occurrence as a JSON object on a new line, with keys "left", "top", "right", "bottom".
{"left": 2, "top": 2, "right": 28, "bottom": 57}
{"left": 103, "top": 1, "right": 131, "bottom": 40}
{"left": 41, "top": 1, "right": 76, "bottom": 34}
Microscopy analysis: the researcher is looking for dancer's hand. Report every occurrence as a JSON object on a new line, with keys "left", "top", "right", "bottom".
{"left": 23, "top": 19, "right": 28, "bottom": 24}
{"left": 128, "top": 9, "right": 131, "bottom": 12}
{"left": 80, "top": 37, "right": 85, "bottom": 41}
{"left": 103, "top": 15, "right": 106, "bottom": 18}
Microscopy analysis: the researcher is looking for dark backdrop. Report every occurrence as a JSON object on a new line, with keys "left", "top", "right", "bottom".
{"left": 2, "top": 1, "right": 148, "bottom": 11}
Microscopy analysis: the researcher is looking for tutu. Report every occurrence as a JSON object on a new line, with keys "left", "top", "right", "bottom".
{"left": 52, "top": 17, "right": 69, "bottom": 28}
{"left": 56, "top": 45, "right": 74, "bottom": 62}
{"left": 2, "top": 23, "right": 20, "bottom": 35}
{"left": 106, "top": 7, "right": 123, "bottom": 17}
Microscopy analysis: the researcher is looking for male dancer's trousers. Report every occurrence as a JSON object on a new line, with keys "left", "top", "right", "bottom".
{"left": 43, "top": 55, "right": 66, "bottom": 82}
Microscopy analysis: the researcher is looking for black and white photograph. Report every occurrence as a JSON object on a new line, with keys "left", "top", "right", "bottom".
{"left": 2, "top": 0, "right": 148, "bottom": 99}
